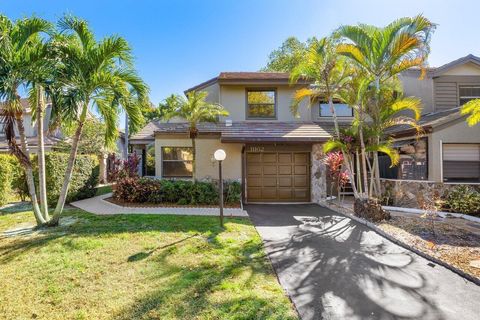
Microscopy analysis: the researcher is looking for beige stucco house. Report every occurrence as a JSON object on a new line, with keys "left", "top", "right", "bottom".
{"left": 130, "top": 54, "right": 480, "bottom": 203}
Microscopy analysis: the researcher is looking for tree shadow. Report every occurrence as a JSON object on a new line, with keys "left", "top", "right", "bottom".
{"left": 247, "top": 204, "right": 449, "bottom": 320}
{"left": 111, "top": 239, "right": 296, "bottom": 320}
{"left": 127, "top": 233, "right": 199, "bottom": 262}
{"left": 0, "top": 209, "right": 248, "bottom": 264}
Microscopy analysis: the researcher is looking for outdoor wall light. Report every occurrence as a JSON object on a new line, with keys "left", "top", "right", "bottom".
{"left": 214, "top": 149, "right": 226, "bottom": 227}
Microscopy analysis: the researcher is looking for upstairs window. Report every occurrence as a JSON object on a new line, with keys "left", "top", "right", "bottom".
{"left": 246, "top": 90, "right": 276, "bottom": 119}
{"left": 319, "top": 102, "right": 353, "bottom": 117}
{"left": 162, "top": 147, "right": 193, "bottom": 178}
{"left": 459, "top": 86, "right": 480, "bottom": 106}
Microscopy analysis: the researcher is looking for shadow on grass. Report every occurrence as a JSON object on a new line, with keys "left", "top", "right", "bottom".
{"left": 0, "top": 202, "right": 33, "bottom": 215}
{"left": 0, "top": 209, "right": 249, "bottom": 264}
{"left": 127, "top": 233, "right": 199, "bottom": 262}
{"left": 112, "top": 238, "right": 295, "bottom": 320}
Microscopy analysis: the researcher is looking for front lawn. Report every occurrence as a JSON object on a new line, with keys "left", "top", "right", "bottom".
{"left": 0, "top": 208, "right": 297, "bottom": 320}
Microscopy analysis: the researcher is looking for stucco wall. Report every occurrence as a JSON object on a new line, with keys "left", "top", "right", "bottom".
{"left": 219, "top": 85, "right": 310, "bottom": 122}
{"left": 430, "top": 119, "right": 480, "bottom": 181}
{"left": 154, "top": 136, "right": 243, "bottom": 180}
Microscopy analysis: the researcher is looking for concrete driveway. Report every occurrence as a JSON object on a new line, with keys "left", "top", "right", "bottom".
{"left": 246, "top": 204, "right": 480, "bottom": 320}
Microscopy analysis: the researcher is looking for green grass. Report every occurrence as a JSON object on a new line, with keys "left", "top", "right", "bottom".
{"left": 95, "top": 184, "right": 113, "bottom": 196}
{"left": 0, "top": 207, "right": 297, "bottom": 320}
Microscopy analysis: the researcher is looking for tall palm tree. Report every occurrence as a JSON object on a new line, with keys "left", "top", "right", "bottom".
{"left": 335, "top": 15, "right": 435, "bottom": 194}
{"left": 289, "top": 37, "right": 360, "bottom": 198}
{"left": 166, "top": 91, "right": 229, "bottom": 181}
{"left": 0, "top": 15, "right": 52, "bottom": 225}
{"left": 48, "top": 16, "right": 148, "bottom": 225}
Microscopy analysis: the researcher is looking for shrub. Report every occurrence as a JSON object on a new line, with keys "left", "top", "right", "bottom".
{"left": 0, "top": 155, "right": 13, "bottom": 207}
{"left": 444, "top": 185, "right": 480, "bottom": 216}
{"left": 113, "top": 178, "right": 242, "bottom": 206}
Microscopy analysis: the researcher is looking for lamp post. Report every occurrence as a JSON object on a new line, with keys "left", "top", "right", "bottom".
{"left": 214, "top": 149, "right": 226, "bottom": 227}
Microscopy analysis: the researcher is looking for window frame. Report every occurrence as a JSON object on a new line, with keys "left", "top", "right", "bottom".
{"left": 161, "top": 146, "right": 194, "bottom": 178}
{"left": 458, "top": 85, "right": 480, "bottom": 106}
{"left": 319, "top": 101, "right": 354, "bottom": 118}
{"left": 245, "top": 88, "right": 277, "bottom": 120}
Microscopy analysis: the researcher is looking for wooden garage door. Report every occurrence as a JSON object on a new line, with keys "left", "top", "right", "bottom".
{"left": 246, "top": 152, "right": 310, "bottom": 202}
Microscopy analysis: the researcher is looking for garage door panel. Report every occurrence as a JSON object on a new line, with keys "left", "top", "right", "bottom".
{"left": 247, "top": 188, "right": 262, "bottom": 199}
{"left": 247, "top": 165, "right": 262, "bottom": 175}
{"left": 263, "top": 177, "right": 277, "bottom": 187}
{"left": 278, "top": 177, "right": 292, "bottom": 187}
{"left": 263, "top": 153, "right": 277, "bottom": 163}
{"left": 294, "top": 153, "right": 308, "bottom": 163}
{"left": 294, "top": 165, "right": 307, "bottom": 175}
{"left": 262, "top": 188, "right": 277, "bottom": 199}
{"left": 263, "top": 165, "right": 277, "bottom": 175}
{"left": 278, "top": 153, "right": 292, "bottom": 163}
{"left": 247, "top": 177, "right": 262, "bottom": 187}
{"left": 278, "top": 165, "right": 292, "bottom": 175}
{"left": 247, "top": 153, "right": 261, "bottom": 163}
{"left": 278, "top": 188, "right": 293, "bottom": 200}
{"left": 294, "top": 176, "right": 308, "bottom": 187}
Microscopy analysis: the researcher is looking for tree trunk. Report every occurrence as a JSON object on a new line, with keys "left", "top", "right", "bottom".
{"left": 50, "top": 104, "right": 88, "bottom": 225}
{"left": 191, "top": 137, "right": 196, "bottom": 182}
{"left": 36, "top": 86, "right": 49, "bottom": 221}
{"left": 357, "top": 105, "right": 369, "bottom": 199}
{"left": 373, "top": 77, "right": 382, "bottom": 197}
{"left": 15, "top": 113, "right": 45, "bottom": 225}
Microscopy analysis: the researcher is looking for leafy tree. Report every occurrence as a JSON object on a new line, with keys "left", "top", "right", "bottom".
{"left": 461, "top": 99, "right": 480, "bottom": 126}
{"left": 0, "top": 15, "right": 52, "bottom": 224}
{"left": 165, "top": 91, "right": 228, "bottom": 181}
{"left": 262, "top": 37, "right": 313, "bottom": 72}
{"left": 143, "top": 94, "right": 181, "bottom": 122}
{"left": 48, "top": 16, "right": 148, "bottom": 225}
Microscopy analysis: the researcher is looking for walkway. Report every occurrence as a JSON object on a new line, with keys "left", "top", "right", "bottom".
{"left": 246, "top": 204, "right": 480, "bottom": 320}
{"left": 71, "top": 193, "right": 248, "bottom": 217}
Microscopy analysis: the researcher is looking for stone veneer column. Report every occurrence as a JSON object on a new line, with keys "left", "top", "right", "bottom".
{"left": 311, "top": 143, "right": 327, "bottom": 203}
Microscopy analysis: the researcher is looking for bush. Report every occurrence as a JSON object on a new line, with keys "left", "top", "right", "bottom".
{"left": 0, "top": 155, "right": 13, "bottom": 207}
{"left": 444, "top": 185, "right": 480, "bottom": 216}
{"left": 113, "top": 178, "right": 242, "bottom": 206}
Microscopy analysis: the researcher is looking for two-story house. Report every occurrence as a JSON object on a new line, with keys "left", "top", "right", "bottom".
{"left": 0, "top": 98, "right": 61, "bottom": 153}
{"left": 130, "top": 54, "right": 480, "bottom": 204}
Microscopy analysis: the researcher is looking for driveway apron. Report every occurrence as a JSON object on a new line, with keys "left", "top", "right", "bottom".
{"left": 246, "top": 204, "right": 480, "bottom": 320}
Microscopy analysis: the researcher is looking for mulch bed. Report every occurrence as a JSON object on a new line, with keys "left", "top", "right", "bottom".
{"left": 105, "top": 197, "right": 241, "bottom": 209}
{"left": 377, "top": 215, "right": 480, "bottom": 279}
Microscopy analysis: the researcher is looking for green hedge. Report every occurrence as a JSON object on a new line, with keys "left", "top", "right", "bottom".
{"left": 0, "top": 155, "right": 13, "bottom": 207}
{"left": 114, "top": 177, "right": 242, "bottom": 206}
{"left": 444, "top": 185, "right": 480, "bottom": 217}
{"left": 0, "top": 153, "right": 99, "bottom": 206}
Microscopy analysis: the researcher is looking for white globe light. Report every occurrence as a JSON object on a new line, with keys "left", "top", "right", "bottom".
{"left": 214, "top": 149, "right": 226, "bottom": 161}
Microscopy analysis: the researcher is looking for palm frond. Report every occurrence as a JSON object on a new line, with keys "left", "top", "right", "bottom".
{"left": 461, "top": 99, "right": 480, "bottom": 126}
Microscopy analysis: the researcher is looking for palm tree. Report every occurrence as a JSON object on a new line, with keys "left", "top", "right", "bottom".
{"left": 461, "top": 99, "right": 480, "bottom": 126}
{"left": 166, "top": 91, "right": 229, "bottom": 181}
{"left": 48, "top": 16, "right": 148, "bottom": 225}
{"left": 335, "top": 15, "right": 435, "bottom": 195}
{"left": 0, "top": 15, "right": 52, "bottom": 225}
{"left": 289, "top": 37, "right": 360, "bottom": 198}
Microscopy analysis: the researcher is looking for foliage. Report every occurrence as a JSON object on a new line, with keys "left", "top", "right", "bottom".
{"left": 113, "top": 177, "right": 242, "bottom": 206}
{"left": 445, "top": 185, "right": 480, "bottom": 216}
{"left": 142, "top": 94, "right": 181, "bottom": 122}
{"left": 107, "top": 152, "right": 140, "bottom": 182}
{"left": 0, "top": 155, "right": 13, "bottom": 206}
{"left": 262, "top": 36, "right": 314, "bottom": 72}
{"left": 460, "top": 98, "right": 480, "bottom": 127}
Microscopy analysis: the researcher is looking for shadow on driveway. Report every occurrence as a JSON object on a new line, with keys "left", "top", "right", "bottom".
{"left": 247, "top": 204, "right": 480, "bottom": 320}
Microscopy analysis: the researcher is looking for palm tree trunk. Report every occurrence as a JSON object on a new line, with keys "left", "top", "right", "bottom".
{"left": 373, "top": 77, "right": 382, "bottom": 197}
{"left": 191, "top": 137, "right": 196, "bottom": 182}
{"left": 358, "top": 116, "right": 369, "bottom": 198}
{"left": 15, "top": 113, "right": 46, "bottom": 225}
{"left": 50, "top": 104, "right": 88, "bottom": 225}
{"left": 36, "top": 86, "right": 49, "bottom": 221}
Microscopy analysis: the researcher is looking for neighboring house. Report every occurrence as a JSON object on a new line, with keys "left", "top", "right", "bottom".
{"left": 0, "top": 98, "right": 62, "bottom": 153}
{"left": 130, "top": 54, "right": 480, "bottom": 204}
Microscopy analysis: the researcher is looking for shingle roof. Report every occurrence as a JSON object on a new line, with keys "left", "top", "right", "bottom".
{"left": 132, "top": 121, "right": 337, "bottom": 143}
{"left": 387, "top": 108, "right": 463, "bottom": 136}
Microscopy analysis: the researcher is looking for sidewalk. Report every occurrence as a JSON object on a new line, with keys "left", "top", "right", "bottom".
{"left": 71, "top": 193, "right": 248, "bottom": 217}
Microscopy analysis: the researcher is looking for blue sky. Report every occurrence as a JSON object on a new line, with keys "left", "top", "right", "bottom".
{"left": 2, "top": 0, "right": 478, "bottom": 111}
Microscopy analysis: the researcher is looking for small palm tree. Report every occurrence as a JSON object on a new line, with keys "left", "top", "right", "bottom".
{"left": 0, "top": 15, "right": 52, "bottom": 225}
{"left": 166, "top": 91, "right": 229, "bottom": 181}
{"left": 336, "top": 15, "right": 435, "bottom": 195}
{"left": 48, "top": 16, "right": 148, "bottom": 225}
